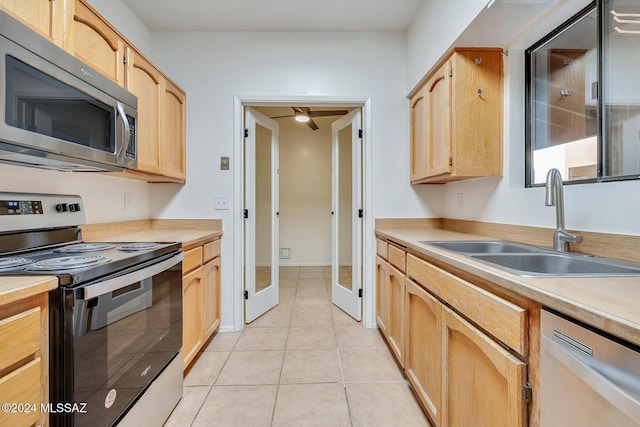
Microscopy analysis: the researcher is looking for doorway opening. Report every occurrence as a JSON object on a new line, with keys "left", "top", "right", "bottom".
{"left": 238, "top": 98, "right": 371, "bottom": 329}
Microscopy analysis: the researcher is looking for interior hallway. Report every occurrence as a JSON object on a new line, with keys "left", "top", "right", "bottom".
{"left": 165, "top": 266, "right": 430, "bottom": 426}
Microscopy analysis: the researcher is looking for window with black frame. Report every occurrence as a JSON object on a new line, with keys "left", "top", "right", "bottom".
{"left": 526, "top": 0, "right": 640, "bottom": 186}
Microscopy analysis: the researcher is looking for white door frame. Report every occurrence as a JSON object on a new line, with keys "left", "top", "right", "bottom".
{"left": 232, "top": 94, "right": 374, "bottom": 331}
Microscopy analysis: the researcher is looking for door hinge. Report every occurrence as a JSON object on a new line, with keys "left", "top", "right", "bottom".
{"left": 243, "top": 290, "right": 248, "bottom": 300}
{"left": 358, "top": 209, "right": 364, "bottom": 219}
{"left": 244, "top": 128, "right": 249, "bottom": 138}
{"left": 358, "top": 288, "right": 363, "bottom": 298}
{"left": 522, "top": 383, "right": 533, "bottom": 404}
{"left": 358, "top": 129, "right": 363, "bottom": 139}
{"left": 449, "top": 156, "right": 453, "bottom": 166}
{"left": 123, "top": 54, "right": 127, "bottom": 65}
{"left": 243, "top": 209, "right": 249, "bottom": 219}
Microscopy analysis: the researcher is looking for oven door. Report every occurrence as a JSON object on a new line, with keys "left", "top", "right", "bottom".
{"left": 49, "top": 251, "right": 183, "bottom": 427}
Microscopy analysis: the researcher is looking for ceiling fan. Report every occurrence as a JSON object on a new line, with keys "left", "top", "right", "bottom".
{"left": 271, "top": 107, "right": 349, "bottom": 130}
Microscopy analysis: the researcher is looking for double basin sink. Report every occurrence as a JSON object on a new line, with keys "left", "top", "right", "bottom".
{"left": 419, "top": 240, "right": 640, "bottom": 278}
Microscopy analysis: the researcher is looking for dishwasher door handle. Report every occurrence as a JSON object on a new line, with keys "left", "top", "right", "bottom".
{"left": 542, "top": 335, "right": 640, "bottom": 421}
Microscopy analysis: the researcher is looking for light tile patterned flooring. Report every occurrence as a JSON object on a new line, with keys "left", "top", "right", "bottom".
{"left": 165, "top": 266, "right": 431, "bottom": 427}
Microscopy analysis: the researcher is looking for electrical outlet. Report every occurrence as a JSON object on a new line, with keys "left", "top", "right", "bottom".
{"left": 214, "top": 196, "right": 230, "bottom": 210}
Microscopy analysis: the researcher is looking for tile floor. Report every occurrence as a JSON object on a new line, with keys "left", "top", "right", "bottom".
{"left": 165, "top": 266, "right": 431, "bottom": 427}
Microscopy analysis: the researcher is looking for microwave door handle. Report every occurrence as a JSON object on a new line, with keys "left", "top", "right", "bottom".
{"left": 115, "top": 101, "right": 129, "bottom": 165}
{"left": 541, "top": 335, "right": 640, "bottom": 420}
{"left": 81, "top": 252, "right": 183, "bottom": 300}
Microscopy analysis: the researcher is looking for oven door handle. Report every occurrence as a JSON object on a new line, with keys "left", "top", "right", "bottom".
{"left": 82, "top": 252, "right": 184, "bottom": 299}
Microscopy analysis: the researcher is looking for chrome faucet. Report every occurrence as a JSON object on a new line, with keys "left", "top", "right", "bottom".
{"left": 545, "top": 168, "right": 583, "bottom": 252}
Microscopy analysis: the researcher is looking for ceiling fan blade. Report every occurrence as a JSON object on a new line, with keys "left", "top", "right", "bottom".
{"left": 306, "top": 118, "right": 319, "bottom": 131}
{"left": 308, "top": 110, "right": 349, "bottom": 117}
{"left": 271, "top": 114, "right": 294, "bottom": 119}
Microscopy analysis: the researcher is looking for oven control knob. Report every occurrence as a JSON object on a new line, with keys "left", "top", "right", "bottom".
{"left": 69, "top": 203, "right": 81, "bottom": 212}
{"left": 55, "top": 203, "right": 69, "bottom": 213}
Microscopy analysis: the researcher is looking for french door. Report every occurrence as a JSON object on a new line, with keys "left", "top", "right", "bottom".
{"left": 331, "top": 109, "right": 363, "bottom": 321}
{"left": 244, "top": 107, "right": 280, "bottom": 323}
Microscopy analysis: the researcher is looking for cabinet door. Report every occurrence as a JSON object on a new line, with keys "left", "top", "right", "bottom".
{"left": 66, "top": 0, "right": 125, "bottom": 85}
{"left": 375, "top": 256, "right": 389, "bottom": 335}
{"left": 442, "top": 306, "right": 527, "bottom": 427}
{"left": 386, "top": 260, "right": 405, "bottom": 366}
{"left": 182, "top": 267, "right": 203, "bottom": 370}
{"left": 405, "top": 279, "right": 442, "bottom": 426}
{"left": 202, "top": 257, "right": 221, "bottom": 339}
{"left": 0, "top": 0, "right": 64, "bottom": 44}
{"left": 425, "top": 61, "right": 452, "bottom": 178}
{"left": 160, "top": 79, "right": 186, "bottom": 181}
{"left": 126, "top": 49, "right": 162, "bottom": 174}
{"left": 410, "top": 87, "right": 427, "bottom": 182}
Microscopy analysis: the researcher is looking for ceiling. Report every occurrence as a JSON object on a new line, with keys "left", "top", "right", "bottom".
{"left": 119, "top": 0, "right": 425, "bottom": 32}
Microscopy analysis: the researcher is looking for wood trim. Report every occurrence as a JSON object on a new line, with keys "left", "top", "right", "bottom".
{"left": 151, "top": 219, "right": 221, "bottom": 231}
{"left": 375, "top": 218, "right": 442, "bottom": 230}
{"left": 388, "top": 244, "right": 407, "bottom": 274}
{"left": 183, "top": 247, "right": 203, "bottom": 274}
{"left": 81, "top": 220, "right": 153, "bottom": 241}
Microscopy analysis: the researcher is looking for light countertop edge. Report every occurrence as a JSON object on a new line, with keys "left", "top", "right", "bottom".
{"left": 0, "top": 276, "right": 58, "bottom": 307}
{"left": 376, "top": 227, "right": 640, "bottom": 348}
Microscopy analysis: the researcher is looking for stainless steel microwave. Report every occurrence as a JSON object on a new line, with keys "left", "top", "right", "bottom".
{"left": 0, "top": 10, "right": 137, "bottom": 172}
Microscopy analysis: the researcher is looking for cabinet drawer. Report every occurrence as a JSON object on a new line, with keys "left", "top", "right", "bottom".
{"left": 0, "top": 358, "right": 41, "bottom": 427}
{"left": 376, "top": 239, "right": 388, "bottom": 260}
{"left": 0, "top": 307, "right": 40, "bottom": 372}
{"left": 388, "top": 244, "right": 406, "bottom": 274}
{"left": 183, "top": 246, "right": 203, "bottom": 274}
{"left": 203, "top": 239, "right": 221, "bottom": 263}
{"left": 407, "top": 254, "right": 527, "bottom": 356}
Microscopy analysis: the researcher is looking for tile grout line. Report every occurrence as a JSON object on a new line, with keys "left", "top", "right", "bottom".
{"left": 268, "top": 267, "right": 299, "bottom": 426}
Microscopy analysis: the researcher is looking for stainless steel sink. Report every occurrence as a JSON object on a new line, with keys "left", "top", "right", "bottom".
{"left": 470, "top": 253, "right": 640, "bottom": 278}
{"left": 420, "top": 240, "right": 546, "bottom": 254}
{"left": 420, "top": 239, "right": 640, "bottom": 278}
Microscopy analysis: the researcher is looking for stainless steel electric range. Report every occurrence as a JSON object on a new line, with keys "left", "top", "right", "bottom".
{"left": 0, "top": 192, "right": 184, "bottom": 427}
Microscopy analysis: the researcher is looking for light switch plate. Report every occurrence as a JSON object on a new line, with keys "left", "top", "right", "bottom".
{"left": 214, "top": 195, "right": 230, "bottom": 210}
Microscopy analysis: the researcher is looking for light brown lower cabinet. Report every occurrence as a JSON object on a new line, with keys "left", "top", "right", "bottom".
{"left": 376, "top": 256, "right": 405, "bottom": 366}
{"left": 376, "top": 241, "right": 530, "bottom": 426}
{"left": 182, "top": 239, "right": 221, "bottom": 370}
{"left": 405, "top": 278, "right": 442, "bottom": 426}
{"left": 442, "top": 305, "right": 527, "bottom": 427}
{"left": 0, "top": 286, "right": 54, "bottom": 427}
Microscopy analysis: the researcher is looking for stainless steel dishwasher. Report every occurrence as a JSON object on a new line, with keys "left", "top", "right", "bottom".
{"left": 541, "top": 309, "right": 640, "bottom": 426}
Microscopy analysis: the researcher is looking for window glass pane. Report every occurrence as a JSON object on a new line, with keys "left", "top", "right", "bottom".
{"left": 603, "top": 0, "right": 640, "bottom": 178}
{"left": 528, "top": 7, "right": 598, "bottom": 184}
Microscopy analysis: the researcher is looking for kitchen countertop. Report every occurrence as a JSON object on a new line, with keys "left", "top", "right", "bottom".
{"left": 0, "top": 276, "right": 58, "bottom": 307}
{"left": 86, "top": 228, "right": 222, "bottom": 250}
{"left": 376, "top": 226, "right": 640, "bottom": 348}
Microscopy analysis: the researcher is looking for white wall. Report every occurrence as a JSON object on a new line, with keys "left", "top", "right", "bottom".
{"left": 144, "top": 30, "right": 441, "bottom": 329}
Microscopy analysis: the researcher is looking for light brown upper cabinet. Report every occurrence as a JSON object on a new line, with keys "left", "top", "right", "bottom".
{"left": 160, "top": 79, "right": 187, "bottom": 181}
{"left": 0, "top": 0, "right": 65, "bottom": 45}
{"left": 65, "top": 0, "right": 126, "bottom": 86}
{"left": 409, "top": 48, "right": 504, "bottom": 184}
{"left": 124, "top": 48, "right": 186, "bottom": 183}
{"left": 126, "top": 48, "right": 163, "bottom": 175}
